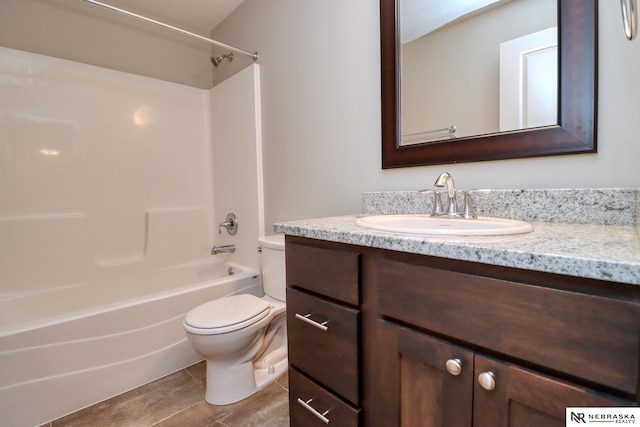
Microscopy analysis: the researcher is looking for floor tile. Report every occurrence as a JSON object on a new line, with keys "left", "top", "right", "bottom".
{"left": 213, "top": 381, "right": 289, "bottom": 427}
{"left": 156, "top": 381, "right": 289, "bottom": 427}
{"left": 186, "top": 361, "right": 207, "bottom": 389}
{"left": 51, "top": 363, "right": 289, "bottom": 427}
{"left": 52, "top": 370, "right": 203, "bottom": 427}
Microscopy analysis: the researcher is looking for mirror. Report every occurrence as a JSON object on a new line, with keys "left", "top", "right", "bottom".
{"left": 401, "top": 0, "right": 558, "bottom": 144}
{"left": 381, "top": 0, "right": 597, "bottom": 168}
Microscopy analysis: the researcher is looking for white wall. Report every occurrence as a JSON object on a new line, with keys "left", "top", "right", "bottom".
{"left": 212, "top": 0, "right": 640, "bottom": 231}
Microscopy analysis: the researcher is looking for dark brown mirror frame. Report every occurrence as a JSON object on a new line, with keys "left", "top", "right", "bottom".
{"left": 381, "top": 0, "right": 598, "bottom": 168}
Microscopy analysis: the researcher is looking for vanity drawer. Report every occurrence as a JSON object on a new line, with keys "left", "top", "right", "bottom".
{"left": 375, "top": 257, "right": 640, "bottom": 395}
{"left": 286, "top": 240, "right": 360, "bottom": 305}
{"left": 287, "top": 287, "right": 360, "bottom": 404}
{"left": 289, "top": 368, "right": 361, "bottom": 427}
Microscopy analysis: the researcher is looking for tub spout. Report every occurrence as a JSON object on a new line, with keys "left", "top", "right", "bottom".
{"left": 211, "top": 244, "right": 236, "bottom": 255}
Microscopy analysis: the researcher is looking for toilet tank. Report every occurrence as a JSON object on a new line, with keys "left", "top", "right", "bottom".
{"left": 258, "top": 235, "right": 286, "bottom": 301}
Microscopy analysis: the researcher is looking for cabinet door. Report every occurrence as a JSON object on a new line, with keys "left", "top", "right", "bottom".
{"left": 473, "top": 354, "right": 631, "bottom": 427}
{"left": 376, "top": 321, "right": 474, "bottom": 427}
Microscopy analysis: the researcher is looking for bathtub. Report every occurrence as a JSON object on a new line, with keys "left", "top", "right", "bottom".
{"left": 0, "top": 261, "right": 261, "bottom": 427}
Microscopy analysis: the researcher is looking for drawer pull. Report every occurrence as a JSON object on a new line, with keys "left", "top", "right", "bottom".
{"left": 295, "top": 313, "right": 329, "bottom": 331}
{"left": 478, "top": 371, "right": 496, "bottom": 391}
{"left": 297, "top": 397, "right": 331, "bottom": 424}
{"left": 445, "top": 358, "right": 462, "bottom": 376}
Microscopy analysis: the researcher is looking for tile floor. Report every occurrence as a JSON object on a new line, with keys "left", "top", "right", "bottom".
{"left": 41, "top": 362, "right": 289, "bottom": 427}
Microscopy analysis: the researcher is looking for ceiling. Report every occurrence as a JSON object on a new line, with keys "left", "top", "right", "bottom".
{"left": 91, "top": 0, "right": 246, "bottom": 33}
{"left": 400, "top": 0, "right": 511, "bottom": 43}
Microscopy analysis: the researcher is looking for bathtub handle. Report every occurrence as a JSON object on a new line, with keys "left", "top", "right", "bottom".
{"left": 296, "top": 398, "right": 330, "bottom": 424}
{"left": 218, "top": 213, "right": 238, "bottom": 235}
{"left": 295, "top": 313, "right": 329, "bottom": 332}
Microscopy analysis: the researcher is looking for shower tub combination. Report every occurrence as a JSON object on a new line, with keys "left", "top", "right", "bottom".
{"left": 0, "top": 260, "right": 261, "bottom": 427}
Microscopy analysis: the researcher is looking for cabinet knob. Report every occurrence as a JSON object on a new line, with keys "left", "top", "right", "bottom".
{"left": 445, "top": 358, "right": 462, "bottom": 376}
{"left": 478, "top": 371, "right": 496, "bottom": 391}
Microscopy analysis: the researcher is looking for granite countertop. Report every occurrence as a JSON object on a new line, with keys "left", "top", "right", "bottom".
{"left": 274, "top": 215, "right": 640, "bottom": 285}
{"left": 274, "top": 189, "right": 640, "bottom": 286}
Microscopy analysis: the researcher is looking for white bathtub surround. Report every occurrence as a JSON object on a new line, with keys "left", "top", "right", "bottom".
{"left": 0, "top": 48, "right": 266, "bottom": 426}
{"left": 210, "top": 64, "right": 265, "bottom": 271}
{"left": 0, "top": 208, "right": 208, "bottom": 299}
{"left": 0, "top": 46, "right": 214, "bottom": 295}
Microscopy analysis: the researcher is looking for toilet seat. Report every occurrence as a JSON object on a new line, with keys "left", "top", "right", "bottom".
{"left": 184, "top": 294, "right": 271, "bottom": 335}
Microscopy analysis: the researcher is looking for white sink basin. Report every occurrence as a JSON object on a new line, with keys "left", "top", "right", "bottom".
{"left": 355, "top": 215, "right": 533, "bottom": 236}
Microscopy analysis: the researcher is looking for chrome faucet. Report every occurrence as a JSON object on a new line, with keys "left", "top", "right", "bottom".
{"left": 434, "top": 172, "right": 458, "bottom": 215}
{"left": 218, "top": 213, "right": 238, "bottom": 235}
{"left": 211, "top": 244, "right": 236, "bottom": 255}
{"left": 421, "top": 172, "right": 477, "bottom": 219}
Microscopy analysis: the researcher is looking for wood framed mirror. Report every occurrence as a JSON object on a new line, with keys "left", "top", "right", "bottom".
{"left": 381, "top": 0, "right": 598, "bottom": 168}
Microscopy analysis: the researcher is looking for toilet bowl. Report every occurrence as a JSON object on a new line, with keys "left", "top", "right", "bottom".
{"left": 183, "top": 235, "right": 287, "bottom": 405}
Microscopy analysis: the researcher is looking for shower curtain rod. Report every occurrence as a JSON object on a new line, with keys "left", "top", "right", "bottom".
{"left": 82, "top": 0, "right": 258, "bottom": 61}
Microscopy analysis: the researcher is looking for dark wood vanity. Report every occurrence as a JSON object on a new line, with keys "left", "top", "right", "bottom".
{"left": 285, "top": 235, "right": 640, "bottom": 427}
{"left": 286, "top": 238, "right": 362, "bottom": 426}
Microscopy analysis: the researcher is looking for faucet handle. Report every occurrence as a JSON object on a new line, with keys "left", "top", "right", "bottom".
{"left": 462, "top": 188, "right": 490, "bottom": 219}
{"left": 461, "top": 191, "right": 478, "bottom": 219}
{"left": 419, "top": 189, "right": 445, "bottom": 216}
{"left": 218, "top": 213, "right": 238, "bottom": 235}
{"left": 464, "top": 189, "right": 492, "bottom": 218}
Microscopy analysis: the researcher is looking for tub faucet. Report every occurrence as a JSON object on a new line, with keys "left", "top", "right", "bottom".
{"left": 434, "top": 172, "right": 458, "bottom": 215}
{"left": 218, "top": 213, "right": 238, "bottom": 235}
{"left": 211, "top": 244, "right": 236, "bottom": 255}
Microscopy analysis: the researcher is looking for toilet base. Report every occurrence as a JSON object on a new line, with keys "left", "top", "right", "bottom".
{"left": 203, "top": 351, "right": 288, "bottom": 405}
{"left": 203, "top": 313, "right": 288, "bottom": 405}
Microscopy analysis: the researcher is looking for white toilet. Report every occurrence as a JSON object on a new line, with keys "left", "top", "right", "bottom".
{"left": 183, "top": 235, "right": 287, "bottom": 405}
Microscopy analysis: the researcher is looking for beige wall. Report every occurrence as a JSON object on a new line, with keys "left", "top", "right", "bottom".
{"left": 213, "top": 0, "right": 640, "bottom": 231}
{"left": 0, "top": 0, "right": 214, "bottom": 88}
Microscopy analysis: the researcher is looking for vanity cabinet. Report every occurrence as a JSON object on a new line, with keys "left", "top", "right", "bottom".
{"left": 285, "top": 237, "right": 362, "bottom": 427}
{"left": 366, "top": 255, "right": 640, "bottom": 427}
{"left": 284, "top": 236, "right": 640, "bottom": 427}
{"left": 376, "top": 321, "right": 630, "bottom": 427}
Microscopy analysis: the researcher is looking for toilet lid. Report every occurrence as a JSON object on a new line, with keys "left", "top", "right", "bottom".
{"left": 185, "top": 294, "right": 270, "bottom": 332}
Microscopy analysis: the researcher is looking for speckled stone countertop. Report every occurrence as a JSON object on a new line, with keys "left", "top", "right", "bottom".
{"left": 274, "top": 188, "right": 640, "bottom": 285}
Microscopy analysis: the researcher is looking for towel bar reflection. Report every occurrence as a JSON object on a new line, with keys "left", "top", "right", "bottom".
{"left": 401, "top": 125, "right": 457, "bottom": 145}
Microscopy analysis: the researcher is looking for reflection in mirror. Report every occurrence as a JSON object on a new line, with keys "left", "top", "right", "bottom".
{"left": 400, "top": 0, "right": 557, "bottom": 145}
{"left": 381, "top": 0, "right": 598, "bottom": 168}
